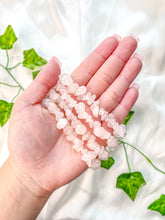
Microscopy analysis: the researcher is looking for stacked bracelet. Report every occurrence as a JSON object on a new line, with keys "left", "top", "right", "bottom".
{"left": 41, "top": 74, "right": 126, "bottom": 169}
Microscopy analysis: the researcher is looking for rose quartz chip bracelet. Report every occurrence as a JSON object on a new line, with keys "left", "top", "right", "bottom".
{"left": 41, "top": 74, "right": 126, "bottom": 169}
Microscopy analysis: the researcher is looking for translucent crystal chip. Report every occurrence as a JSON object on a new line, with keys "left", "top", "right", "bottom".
{"left": 63, "top": 126, "right": 73, "bottom": 135}
{"left": 107, "top": 136, "right": 118, "bottom": 148}
{"left": 99, "top": 108, "right": 106, "bottom": 116}
{"left": 46, "top": 101, "right": 57, "bottom": 113}
{"left": 72, "top": 138, "right": 84, "bottom": 152}
{"left": 101, "top": 111, "right": 108, "bottom": 121}
{"left": 93, "top": 121, "right": 101, "bottom": 128}
{"left": 71, "top": 118, "right": 80, "bottom": 129}
{"left": 85, "top": 115, "right": 92, "bottom": 123}
{"left": 107, "top": 119, "right": 118, "bottom": 129}
{"left": 58, "top": 100, "right": 66, "bottom": 109}
{"left": 56, "top": 118, "right": 68, "bottom": 129}
{"left": 55, "top": 111, "right": 64, "bottom": 121}
{"left": 82, "top": 92, "right": 91, "bottom": 101}
{"left": 113, "top": 124, "right": 126, "bottom": 138}
{"left": 48, "top": 89, "right": 61, "bottom": 103}
{"left": 98, "top": 146, "right": 109, "bottom": 160}
{"left": 87, "top": 94, "right": 96, "bottom": 105}
{"left": 60, "top": 74, "right": 73, "bottom": 86}
{"left": 78, "top": 112, "right": 89, "bottom": 120}
{"left": 68, "top": 83, "right": 79, "bottom": 93}
{"left": 93, "top": 143, "right": 101, "bottom": 154}
{"left": 75, "top": 102, "right": 85, "bottom": 111}
{"left": 61, "top": 93, "right": 68, "bottom": 100}
{"left": 87, "top": 141, "right": 97, "bottom": 150}
{"left": 66, "top": 133, "right": 77, "bottom": 141}
{"left": 75, "top": 86, "right": 87, "bottom": 96}
{"left": 69, "top": 99, "right": 77, "bottom": 108}
{"left": 81, "top": 151, "right": 97, "bottom": 161}
{"left": 86, "top": 159, "right": 101, "bottom": 169}
{"left": 89, "top": 120, "right": 94, "bottom": 128}
{"left": 41, "top": 97, "right": 52, "bottom": 108}
{"left": 81, "top": 149, "right": 88, "bottom": 154}
{"left": 89, "top": 135, "right": 96, "bottom": 142}
{"left": 82, "top": 131, "right": 91, "bottom": 141}
{"left": 75, "top": 124, "right": 87, "bottom": 135}
{"left": 90, "top": 100, "right": 100, "bottom": 110}
{"left": 65, "top": 109, "right": 72, "bottom": 117}
{"left": 91, "top": 106, "right": 99, "bottom": 118}
{"left": 56, "top": 83, "right": 67, "bottom": 93}
{"left": 94, "top": 127, "right": 110, "bottom": 139}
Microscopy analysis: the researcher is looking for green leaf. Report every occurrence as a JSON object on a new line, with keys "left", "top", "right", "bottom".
{"left": 123, "top": 111, "right": 135, "bottom": 125}
{"left": 116, "top": 171, "right": 146, "bottom": 201}
{"left": 23, "top": 48, "right": 47, "bottom": 70}
{"left": 32, "top": 69, "right": 41, "bottom": 80}
{"left": 148, "top": 194, "right": 165, "bottom": 216}
{"left": 0, "top": 100, "right": 13, "bottom": 127}
{"left": 0, "top": 25, "right": 17, "bottom": 50}
{"left": 101, "top": 157, "right": 115, "bottom": 169}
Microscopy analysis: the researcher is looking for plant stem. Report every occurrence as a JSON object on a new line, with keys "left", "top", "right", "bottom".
{"left": 119, "top": 140, "right": 165, "bottom": 175}
{"left": 11, "top": 87, "right": 21, "bottom": 102}
{"left": 0, "top": 63, "right": 25, "bottom": 91}
{"left": 0, "top": 82, "right": 19, "bottom": 88}
{"left": 5, "top": 68, "right": 25, "bottom": 91}
{"left": 6, "top": 50, "right": 9, "bottom": 68}
{"left": 123, "top": 142, "right": 131, "bottom": 173}
{"left": 8, "top": 62, "right": 23, "bottom": 70}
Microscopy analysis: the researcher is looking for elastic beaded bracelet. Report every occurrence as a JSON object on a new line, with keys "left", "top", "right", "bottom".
{"left": 41, "top": 73, "right": 126, "bottom": 169}
{"left": 48, "top": 86, "right": 110, "bottom": 166}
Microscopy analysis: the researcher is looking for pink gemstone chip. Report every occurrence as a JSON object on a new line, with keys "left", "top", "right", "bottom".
{"left": 56, "top": 118, "right": 68, "bottom": 129}
{"left": 75, "top": 86, "right": 87, "bottom": 96}
{"left": 75, "top": 124, "right": 87, "bottom": 135}
{"left": 60, "top": 74, "right": 73, "bottom": 86}
{"left": 94, "top": 127, "right": 110, "bottom": 139}
{"left": 81, "top": 151, "right": 97, "bottom": 161}
{"left": 68, "top": 83, "right": 79, "bottom": 93}
{"left": 87, "top": 159, "right": 101, "bottom": 169}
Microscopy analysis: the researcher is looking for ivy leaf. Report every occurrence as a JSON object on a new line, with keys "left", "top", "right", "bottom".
{"left": 148, "top": 194, "right": 165, "bottom": 216}
{"left": 0, "top": 100, "right": 13, "bottom": 127}
{"left": 101, "top": 157, "right": 115, "bottom": 169}
{"left": 23, "top": 48, "right": 47, "bottom": 70}
{"left": 123, "top": 111, "right": 135, "bottom": 125}
{"left": 116, "top": 171, "right": 146, "bottom": 201}
{"left": 32, "top": 69, "right": 41, "bottom": 80}
{"left": 0, "top": 25, "right": 17, "bottom": 50}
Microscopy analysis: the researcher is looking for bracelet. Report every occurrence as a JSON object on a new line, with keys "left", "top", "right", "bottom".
{"left": 41, "top": 74, "right": 126, "bottom": 169}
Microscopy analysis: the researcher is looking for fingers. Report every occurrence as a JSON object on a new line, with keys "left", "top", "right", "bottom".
{"left": 21, "top": 57, "right": 61, "bottom": 105}
{"left": 111, "top": 85, "right": 139, "bottom": 124}
{"left": 86, "top": 36, "right": 138, "bottom": 97}
{"left": 71, "top": 36, "right": 119, "bottom": 85}
{"left": 99, "top": 54, "right": 142, "bottom": 111}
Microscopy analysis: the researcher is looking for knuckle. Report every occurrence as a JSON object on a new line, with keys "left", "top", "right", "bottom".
{"left": 97, "top": 70, "right": 114, "bottom": 85}
{"left": 79, "top": 63, "right": 94, "bottom": 78}
{"left": 108, "top": 88, "right": 121, "bottom": 104}
{"left": 120, "top": 74, "right": 131, "bottom": 84}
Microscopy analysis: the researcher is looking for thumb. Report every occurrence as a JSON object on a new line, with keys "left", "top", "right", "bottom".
{"left": 22, "top": 56, "right": 61, "bottom": 105}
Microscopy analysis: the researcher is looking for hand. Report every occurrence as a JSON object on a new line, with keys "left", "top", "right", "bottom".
{"left": 7, "top": 35, "right": 142, "bottom": 197}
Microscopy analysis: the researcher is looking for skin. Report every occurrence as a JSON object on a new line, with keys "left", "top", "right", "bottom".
{"left": 0, "top": 35, "right": 142, "bottom": 220}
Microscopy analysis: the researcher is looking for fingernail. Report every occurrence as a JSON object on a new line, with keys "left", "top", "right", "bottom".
{"left": 133, "top": 53, "right": 143, "bottom": 61}
{"left": 113, "top": 34, "right": 122, "bottom": 42}
{"left": 53, "top": 56, "right": 62, "bottom": 67}
{"left": 132, "top": 83, "right": 140, "bottom": 90}
{"left": 129, "top": 34, "right": 140, "bottom": 42}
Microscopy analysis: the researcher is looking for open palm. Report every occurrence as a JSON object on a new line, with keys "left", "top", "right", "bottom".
{"left": 8, "top": 35, "right": 142, "bottom": 196}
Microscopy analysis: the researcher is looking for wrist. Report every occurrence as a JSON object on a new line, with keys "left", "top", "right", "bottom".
{"left": 0, "top": 157, "right": 51, "bottom": 220}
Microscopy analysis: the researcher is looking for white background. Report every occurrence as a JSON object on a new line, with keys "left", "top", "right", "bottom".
{"left": 0, "top": 0, "right": 165, "bottom": 219}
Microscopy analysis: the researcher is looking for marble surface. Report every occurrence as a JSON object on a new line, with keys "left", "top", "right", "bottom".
{"left": 0, "top": 0, "right": 165, "bottom": 219}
